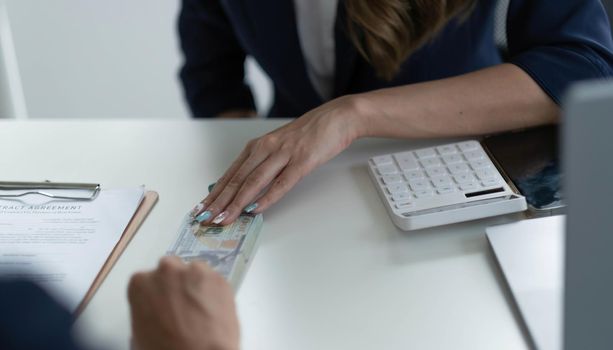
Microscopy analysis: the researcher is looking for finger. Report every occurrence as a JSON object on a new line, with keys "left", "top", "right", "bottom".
{"left": 198, "top": 146, "right": 271, "bottom": 224}
{"left": 218, "top": 153, "right": 290, "bottom": 224}
{"left": 250, "top": 162, "right": 307, "bottom": 213}
{"left": 127, "top": 271, "right": 150, "bottom": 304}
{"left": 192, "top": 146, "right": 251, "bottom": 217}
{"left": 187, "top": 261, "right": 224, "bottom": 284}
{"left": 188, "top": 263, "right": 231, "bottom": 295}
{"left": 189, "top": 182, "right": 217, "bottom": 216}
{"left": 189, "top": 259, "right": 212, "bottom": 272}
{"left": 192, "top": 148, "right": 250, "bottom": 221}
{"left": 157, "top": 256, "right": 185, "bottom": 274}
{"left": 204, "top": 153, "right": 281, "bottom": 225}
{"left": 206, "top": 148, "right": 251, "bottom": 203}
{"left": 184, "top": 261, "right": 209, "bottom": 286}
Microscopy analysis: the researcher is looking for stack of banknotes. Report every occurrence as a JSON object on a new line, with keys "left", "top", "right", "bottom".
{"left": 167, "top": 212, "right": 263, "bottom": 290}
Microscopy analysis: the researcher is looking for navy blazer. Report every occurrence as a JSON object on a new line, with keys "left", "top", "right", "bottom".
{"left": 179, "top": 0, "right": 613, "bottom": 118}
{"left": 0, "top": 281, "right": 82, "bottom": 350}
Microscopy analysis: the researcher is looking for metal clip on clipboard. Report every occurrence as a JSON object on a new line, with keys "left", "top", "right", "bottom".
{"left": 0, "top": 181, "right": 101, "bottom": 201}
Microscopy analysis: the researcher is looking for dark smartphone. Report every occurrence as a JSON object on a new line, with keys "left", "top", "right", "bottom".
{"left": 482, "top": 125, "right": 564, "bottom": 216}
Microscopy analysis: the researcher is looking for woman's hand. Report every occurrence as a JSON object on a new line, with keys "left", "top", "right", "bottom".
{"left": 192, "top": 95, "right": 368, "bottom": 225}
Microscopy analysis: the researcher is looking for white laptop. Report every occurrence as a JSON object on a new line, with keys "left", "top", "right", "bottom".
{"left": 487, "top": 216, "right": 564, "bottom": 350}
{"left": 487, "top": 81, "right": 613, "bottom": 350}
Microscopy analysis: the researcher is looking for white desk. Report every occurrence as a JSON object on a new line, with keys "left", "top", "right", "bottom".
{"left": 0, "top": 120, "right": 530, "bottom": 350}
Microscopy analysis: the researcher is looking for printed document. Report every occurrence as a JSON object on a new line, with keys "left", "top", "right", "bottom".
{"left": 0, "top": 187, "right": 145, "bottom": 312}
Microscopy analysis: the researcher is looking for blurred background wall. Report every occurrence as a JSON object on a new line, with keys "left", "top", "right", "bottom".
{"left": 0, "top": 0, "right": 272, "bottom": 119}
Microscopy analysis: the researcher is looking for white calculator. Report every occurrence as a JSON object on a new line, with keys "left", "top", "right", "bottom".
{"left": 368, "top": 140, "right": 527, "bottom": 231}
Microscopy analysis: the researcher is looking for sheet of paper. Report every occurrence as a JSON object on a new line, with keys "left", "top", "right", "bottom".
{"left": 0, "top": 187, "right": 144, "bottom": 312}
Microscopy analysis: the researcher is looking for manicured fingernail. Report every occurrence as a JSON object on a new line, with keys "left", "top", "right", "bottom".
{"left": 244, "top": 203, "right": 258, "bottom": 213}
{"left": 195, "top": 211, "right": 212, "bottom": 223}
{"left": 212, "top": 211, "right": 228, "bottom": 225}
{"left": 208, "top": 183, "right": 217, "bottom": 193}
{"left": 191, "top": 203, "right": 205, "bottom": 216}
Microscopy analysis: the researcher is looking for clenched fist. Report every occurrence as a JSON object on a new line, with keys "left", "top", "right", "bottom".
{"left": 128, "top": 257, "right": 240, "bottom": 350}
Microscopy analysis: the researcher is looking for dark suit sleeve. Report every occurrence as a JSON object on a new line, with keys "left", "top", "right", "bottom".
{"left": 178, "top": 0, "right": 255, "bottom": 118}
{"left": 507, "top": 0, "right": 613, "bottom": 105}
{"left": 0, "top": 281, "right": 82, "bottom": 350}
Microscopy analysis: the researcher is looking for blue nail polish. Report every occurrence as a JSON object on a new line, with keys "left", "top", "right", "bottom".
{"left": 195, "top": 211, "right": 212, "bottom": 223}
{"left": 244, "top": 203, "right": 258, "bottom": 213}
{"left": 208, "top": 183, "right": 217, "bottom": 193}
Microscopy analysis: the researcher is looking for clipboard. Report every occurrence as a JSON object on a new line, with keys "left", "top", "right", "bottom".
{"left": 74, "top": 190, "right": 159, "bottom": 316}
{"left": 0, "top": 181, "right": 101, "bottom": 201}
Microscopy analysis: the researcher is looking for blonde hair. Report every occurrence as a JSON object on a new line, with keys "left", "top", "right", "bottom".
{"left": 345, "top": 0, "right": 476, "bottom": 80}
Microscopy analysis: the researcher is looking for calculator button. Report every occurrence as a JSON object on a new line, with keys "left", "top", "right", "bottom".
{"left": 414, "top": 189, "right": 434, "bottom": 198}
{"left": 395, "top": 202, "right": 414, "bottom": 209}
{"left": 475, "top": 168, "right": 497, "bottom": 180}
{"left": 460, "top": 182, "right": 479, "bottom": 191}
{"left": 404, "top": 170, "right": 425, "bottom": 180}
{"left": 431, "top": 175, "right": 453, "bottom": 187}
{"left": 377, "top": 164, "right": 399, "bottom": 175}
{"left": 372, "top": 155, "right": 393, "bottom": 166}
{"left": 415, "top": 148, "right": 437, "bottom": 159}
{"left": 448, "top": 163, "right": 470, "bottom": 174}
{"left": 464, "top": 150, "right": 486, "bottom": 161}
{"left": 481, "top": 178, "right": 502, "bottom": 187}
{"left": 442, "top": 154, "right": 464, "bottom": 165}
{"left": 425, "top": 166, "right": 447, "bottom": 177}
{"left": 437, "top": 185, "right": 456, "bottom": 195}
{"left": 453, "top": 173, "right": 476, "bottom": 184}
{"left": 381, "top": 175, "right": 403, "bottom": 185}
{"left": 458, "top": 141, "right": 480, "bottom": 152}
{"left": 409, "top": 179, "right": 431, "bottom": 191}
{"left": 397, "top": 159, "right": 420, "bottom": 171}
{"left": 469, "top": 159, "right": 491, "bottom": 170}
{"left": 394, "top": 152, "right": 419, "bottom": 171}
{"left": 391, "top": 192, "right": 412, "bottom": 202}
{"left": 387, "top": 184, "right": 409, "bottom": 194}
{"left": 436, "top": 145, "right": 458, "bottom": 155}
{"left": 420, "top": 158, "right": 443, "bottom": 168}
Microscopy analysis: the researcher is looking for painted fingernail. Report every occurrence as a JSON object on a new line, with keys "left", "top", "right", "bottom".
{"left": 191, "top": 203, "right": 205, "bottom": 216}
{"left": 244, "top": 203, "right": 258, "bottom": 213}
{"left": 195, "top": 211, "right": 212, "bottom": 223}
{"left": 208, "top": 183, "right": 217, "bottom": 193}
{"left": 212, "top": 211, "right": 228, "bottom": 225}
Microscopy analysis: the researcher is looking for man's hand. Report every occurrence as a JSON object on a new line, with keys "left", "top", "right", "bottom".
{"left": 128, "top": 257, "right": 240, "bottom": 350}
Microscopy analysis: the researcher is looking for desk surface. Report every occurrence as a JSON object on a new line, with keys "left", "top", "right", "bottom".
{"left": 0, "top": 120, "right": 529, "bottom": 350}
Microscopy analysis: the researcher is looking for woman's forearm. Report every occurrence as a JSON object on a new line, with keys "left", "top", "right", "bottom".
{"left": 193, "top": 64, "right": 559, "bottom": 223}
{"left": 351, "top": 63, "right": 559, "bottom": 139}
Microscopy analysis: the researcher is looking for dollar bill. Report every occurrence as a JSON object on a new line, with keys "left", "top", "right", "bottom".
{"left": 167, "top": 212, "right": 263, "bottom": 290}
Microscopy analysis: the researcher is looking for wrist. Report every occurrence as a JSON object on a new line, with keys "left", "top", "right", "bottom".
{"left": 337, "top": 93, "right": 378, "bottom": 140}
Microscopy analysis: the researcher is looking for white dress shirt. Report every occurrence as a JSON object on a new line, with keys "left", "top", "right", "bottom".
{"left": 293, "top": 0, "right": 339, "bottom": 100}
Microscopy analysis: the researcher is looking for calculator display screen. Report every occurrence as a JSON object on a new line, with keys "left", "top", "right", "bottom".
{"left": 482, "top": 125, "right": 563, "bottom": 211}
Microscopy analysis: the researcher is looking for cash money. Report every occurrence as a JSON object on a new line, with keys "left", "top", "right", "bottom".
{"left": 167, "top": 212, "right": 263, "bottom": 290}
